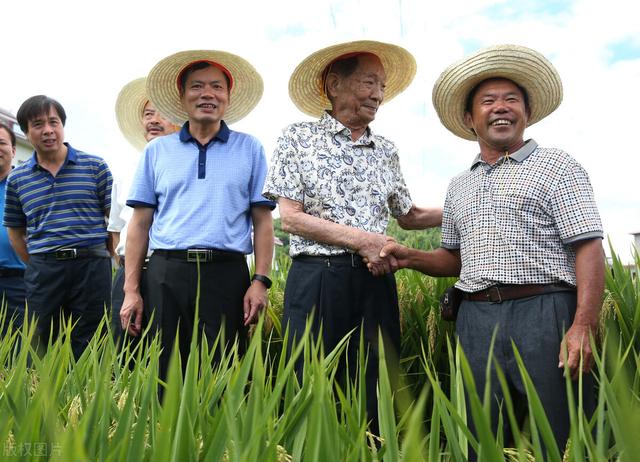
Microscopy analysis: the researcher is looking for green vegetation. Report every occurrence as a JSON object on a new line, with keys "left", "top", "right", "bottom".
{"left": 0, "top": 245, "right": 638, "bottom": 460}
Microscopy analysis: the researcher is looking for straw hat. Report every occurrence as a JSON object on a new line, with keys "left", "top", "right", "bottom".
{"left": 432, "top": 44, "right": 563, "bottom": 141}
{"left": 288, "top": 40, "right": 417, "bottom": 118}
{"left": 146, "top": 50, "right": 263, "bottom": 125}
{"left": 115, "top": 78, "right": 150, "bottom": 151}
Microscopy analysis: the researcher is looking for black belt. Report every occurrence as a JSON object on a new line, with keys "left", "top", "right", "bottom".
{"left": 36, "top": 247, "right": 111, "bottom": 261}
{"left": 294, "top": 253, "right": 365, "bottom": 268}
{"left": 463, "top": 283, "right": 575, "bottom": 303}
{"left": 0, "top": 267, "right": 24, "bottom": 277}
{"left": 153, "top": 249, "right": 244, "bottom": 263}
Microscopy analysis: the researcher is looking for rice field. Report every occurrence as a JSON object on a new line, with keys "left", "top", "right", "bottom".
{"left": 0, "top": 245, "right": 638, "bottom": 461}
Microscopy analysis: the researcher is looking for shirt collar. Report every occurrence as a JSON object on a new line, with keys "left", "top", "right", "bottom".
{"left": 470, "top": 139, "right": 538, "bottom": 170}
{"left": 27, "top": 142, "right": 77, "bottom": 171}
{"left": 319, "top": 111, "right": 375, "bottom": 147}
{"left": 179, "top": 120, "right": 230, "bottom": 144}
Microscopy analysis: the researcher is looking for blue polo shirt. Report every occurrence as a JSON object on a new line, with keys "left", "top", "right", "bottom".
{"left": 3, "top": 144, "right": 112, "bottom": 254}
{"left": 0, "top": 177, "right": 25, "bottom": 269}
{"left": 127, "top": 121, "right": 275, "bottom": 254}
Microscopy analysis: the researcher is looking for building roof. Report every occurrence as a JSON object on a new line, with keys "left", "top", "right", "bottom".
{"left": 0, "top": 107, "right": 28, "bottom": 141}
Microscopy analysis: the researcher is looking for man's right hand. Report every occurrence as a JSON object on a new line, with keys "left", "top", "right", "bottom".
{"left": 120, "top": 291, "right": 144, "bottom": 337}
{"left": 378, "top": 241, "right": 411, "bottom": 271}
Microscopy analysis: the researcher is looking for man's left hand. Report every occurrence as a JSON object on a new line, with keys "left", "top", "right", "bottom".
{"left": 243, "top": 281, "right": 268, "bottom": 326}
{"left": 559, "top": 323, "right": 595, "bottom": 380}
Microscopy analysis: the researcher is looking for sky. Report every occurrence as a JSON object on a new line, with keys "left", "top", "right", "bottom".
{"left": 2, "top": 0, "right": 639, "bottom": 262}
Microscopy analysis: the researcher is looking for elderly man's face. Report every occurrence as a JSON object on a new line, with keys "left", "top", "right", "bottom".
{"left": 331, "top": 54, "right": 386, "bottom": 128}
{"left": 464, "top": 78, "right": 529, "bottom": 153}
{"left": 141, "top": 100, "right": 176, "bottom": 142}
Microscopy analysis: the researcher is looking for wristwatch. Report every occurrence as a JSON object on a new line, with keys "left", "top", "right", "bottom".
{"left": 251, "top": 273, "right": 272, "bottom": 289}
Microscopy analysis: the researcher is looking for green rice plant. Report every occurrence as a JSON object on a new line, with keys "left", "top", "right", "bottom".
{"left": 1, "top": 244, "right": 640, "bottom": 460}
{"left": 604, "top": 241, "right": 640, "bottom": 352}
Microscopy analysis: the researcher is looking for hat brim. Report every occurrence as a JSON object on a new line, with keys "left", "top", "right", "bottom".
{"left": 432, "top": 44, "right": 563, "bottom": 141}
{"left": 146, "top": 50, "right": 263, "bottom": 126}
{"left": 289, "top": 40, "right": 417, "bottom": 118}
{"left": 115, "top": 78, "right": 149, "bottom": 151}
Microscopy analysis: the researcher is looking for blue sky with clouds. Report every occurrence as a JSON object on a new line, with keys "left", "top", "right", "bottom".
{"left": 2, "top": 0, "right": 639, "bottom": 261}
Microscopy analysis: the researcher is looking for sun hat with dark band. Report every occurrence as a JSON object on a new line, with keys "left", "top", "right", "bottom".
{"left": 115, "top": 77, "right": 150, "bottom": 151}
{"left": 432, "top": 44, "right": 563, "bottom": 141}
{"left": 289, "top": 40, "right": 417, "bottom": 118}
{"left": 146, "top": 50, "right": 263, "bottom": 125}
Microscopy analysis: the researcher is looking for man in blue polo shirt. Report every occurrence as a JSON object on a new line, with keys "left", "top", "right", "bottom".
{"left": 120, "top": 50, "right": 274, "bottom": 379}
{"left": 4, "top": 95, "right": 113, "bottom": 358}
{"left": 0, "top": 122, "right": 26, "bottom": 335}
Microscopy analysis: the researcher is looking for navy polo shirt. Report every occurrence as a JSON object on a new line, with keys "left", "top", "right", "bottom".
{"left": 3, "top": 144, "right": 112, "bottom": 253}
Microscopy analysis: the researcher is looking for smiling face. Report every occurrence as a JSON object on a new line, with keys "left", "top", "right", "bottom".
{"left": 180, "top": 64, "right": 230, "bottom": 127}
{"left": 464, "top": 78, "right": 530, "bottom": 155}
{"left": 327, "top": 53, "right": 386, "bottom": 130}
{"left": 25, "top": 106, "right": 66, "bottom": 157}
{"left": 141, "top": 100, "right": 176, "bottom": 142}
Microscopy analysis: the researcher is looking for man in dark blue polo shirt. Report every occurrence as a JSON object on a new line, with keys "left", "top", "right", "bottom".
{"left": 3, "top": 95, "right": 113, "bottom": 358}
{"left": 120, "top": 50, "right": 274, "bottom": 380}
{"left": 0, "top": 122, "right": 26, "bottom": 335}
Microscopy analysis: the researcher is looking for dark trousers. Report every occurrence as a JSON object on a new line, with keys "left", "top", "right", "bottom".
{"left": 0, "top": 275, "right": 26, "bottom": 336}
{"left": 144, "top": 253, "right": 249, "bottom": 381}
{"left": 283, "top": 258, "right": 401, "bottom": 433}
{"left": 456, "top": 291, "right": 595, "bottom": 460}
{"left": 25, "top": 255, "right": 111, "bottom": 359}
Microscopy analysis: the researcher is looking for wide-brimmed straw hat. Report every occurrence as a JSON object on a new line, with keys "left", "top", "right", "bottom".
{"left": 432, "top": 44, "right": 563, "bottom": 141}
{"left": 115, "top": 78, "right": 150, "bottom": 151}
{"left": 288, "top": 40, "right": 417, "bottom": 118}
{"left": 146, "top": 50, "right": 263, "bottom": 125}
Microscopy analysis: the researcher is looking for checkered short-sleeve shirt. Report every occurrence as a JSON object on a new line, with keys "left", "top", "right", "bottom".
{"left": 263, "top": 112, "right": 413, "bottom": 256}
{"left": 441, "top": 140, "right": 603, "bottom": 292}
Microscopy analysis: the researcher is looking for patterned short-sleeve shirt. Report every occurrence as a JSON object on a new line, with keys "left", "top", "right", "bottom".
{"left": 263, "top": 112, "right": 412, "bottom": 256}
{"left": 441, "top": 139, "right": 603, "bottom": 292}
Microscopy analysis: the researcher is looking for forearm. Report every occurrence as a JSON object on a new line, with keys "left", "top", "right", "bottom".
{"left": 405, "top": 247, "right": 461, "bottom": 276}
{"left": 572, "top": 238, "right": 605, "bottom": 329}
{"left": 7, "top": 228, "right": 29, "bottom": 263}
{"left": 123, "top": 211, "right": 152, "bottom": 294}
{"left": 397, "top": 205, "right": 443, "bottom": 229}
{"left": 251, "top": 207, "right": 274, "bottom": 276}
{"left": 281, "top": 206, "right": 370, "bottom": 252}
{"left": 107, "top": 231, "right": 119, "bottom": 257}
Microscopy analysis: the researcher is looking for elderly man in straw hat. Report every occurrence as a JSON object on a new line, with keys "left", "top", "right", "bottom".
{"left": 381, "top": 44, "right": 604, "bottom": 456}
{"left": 120, "top": 50, "right": 275, "bottom": 378}
{"left": 110, "top": 77, "right": 177, "bottom": 342}
{"left": 263, "top": 40, "right": 442, "bottom": 431}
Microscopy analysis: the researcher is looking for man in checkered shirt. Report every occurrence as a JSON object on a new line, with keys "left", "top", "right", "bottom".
{"left": 381, "top": 45, "right": 604, "bottom": 458}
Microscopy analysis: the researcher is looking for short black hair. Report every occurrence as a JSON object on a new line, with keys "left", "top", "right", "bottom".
{"left": 178, "top": 61, "right": 231, "bottom": 96}
{"left": 0, "top": 122, "right": 16, "bottom": 147}
{"left": 464, "top": 78, "right": 530, "bottom": 114}
{"left": 16, "top": 95, "right": 66, "bottom": 133}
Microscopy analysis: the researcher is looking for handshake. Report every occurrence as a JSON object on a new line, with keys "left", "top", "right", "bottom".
{"left": 358, "top": 231, "right": 409, "bottom": 277}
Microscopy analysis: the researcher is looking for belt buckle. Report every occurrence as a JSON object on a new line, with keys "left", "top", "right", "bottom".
{"left": 56, "top": 248, "right": 77, "bottom": 260}
{"left": 487, "top": 286, "right": 503, "bottom": 303}
{"left": 186, "top": 249, "right": 210, "bottom": 263}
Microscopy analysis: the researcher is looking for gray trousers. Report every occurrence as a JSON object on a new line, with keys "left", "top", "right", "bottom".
{"left": 456, "top": 291, "right": 595, "bottom": 459}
